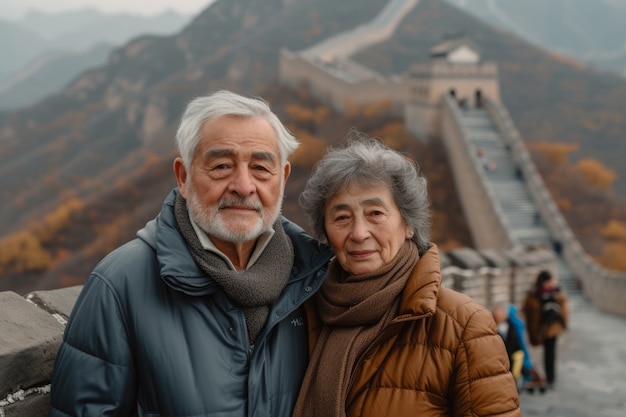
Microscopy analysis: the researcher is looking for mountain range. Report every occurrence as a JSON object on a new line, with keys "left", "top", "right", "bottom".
{"left": 4, "top": 1, "right": 626, "bottom": 108}
{"left": 1, "top": 0, "right": 625, "bottom": 294}
{"left": 0, "top": 8, "right": 193, "bottom": 109}
{"left": 445, "top": 0, "right": 626, "bottom": 78}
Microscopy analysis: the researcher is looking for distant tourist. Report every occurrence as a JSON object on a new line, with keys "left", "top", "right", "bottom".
{"left": 48, "top": 90, "right": 333, "bottom": 416}
{"left": 477, "top": 147, "right": 496, "bottom": 171}
{"left": 493, "top": 303, "right": 524, "bottom": 378}
{"left": 523, "top": 270, "right": 570, "bottom": 389}
{"left": 492, "top": 302, "right": 552, "bottom": 394}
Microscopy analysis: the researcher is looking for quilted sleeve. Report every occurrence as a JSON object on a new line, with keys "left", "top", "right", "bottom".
{"left": 452, "top": 307, "right": 521, "bottom": 417}
{"left": 48, "top": 273, "right": 136, "bottom": 417}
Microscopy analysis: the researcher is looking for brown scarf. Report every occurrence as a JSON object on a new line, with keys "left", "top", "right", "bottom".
{"left": 293, "top": 241, "right": 419, "bottom": 417}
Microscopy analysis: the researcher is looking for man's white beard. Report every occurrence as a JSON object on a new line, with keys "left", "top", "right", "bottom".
{"left": 186, "top": 182, "right": 283, "bottom": 243}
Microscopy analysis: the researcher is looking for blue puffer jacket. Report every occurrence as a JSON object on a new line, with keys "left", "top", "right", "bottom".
{"left": 49, "top": 189, "right": 332, "bottom": 417}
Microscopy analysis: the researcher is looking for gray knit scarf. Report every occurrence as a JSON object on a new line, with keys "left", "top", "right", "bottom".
{"left": 174, "top": 193, "right": 294, "bottom": 346}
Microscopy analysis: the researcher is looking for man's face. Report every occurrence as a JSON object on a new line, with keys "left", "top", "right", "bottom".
{"left": 492, "top": 306, "right": 507, "bottom": 324}
{"left": 175, "top": 115, "right": 290, "bottom": 247}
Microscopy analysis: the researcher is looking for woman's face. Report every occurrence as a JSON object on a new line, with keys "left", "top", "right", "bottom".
{"left": 324, "top": 183, "right": 412, "bottom": 275}
{"left": 542, "top": 276, "right": 558, "bottom": 289}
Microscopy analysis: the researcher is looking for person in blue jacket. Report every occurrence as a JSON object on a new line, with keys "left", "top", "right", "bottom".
{"left": 493, "top": 302, "right": 534, "bottom": 389}
{"left": 48, "top": 90, "right": 333, "bottom": 417}
{"left": 508, "top": 304, "right": 533, "bottom": 381}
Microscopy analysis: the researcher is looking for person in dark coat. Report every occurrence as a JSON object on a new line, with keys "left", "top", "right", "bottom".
{"left": 48, "top": 90, "right": 333, "bottom": 417}
{"left": 523, "top": 270, "right": 569, "bottom": 388}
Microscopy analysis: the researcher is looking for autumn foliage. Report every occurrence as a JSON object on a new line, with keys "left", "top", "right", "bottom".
{"left": 0, "top": 196, "right": 85, "bottom": 275}
{"left": 530, "top": 141, "right": 626, "bottom": 271}
{"left": 527, "top": 141, "right": 579, "bottom": 165}
{"left": 576, "top": 158, "right": 616, "bottom": 191}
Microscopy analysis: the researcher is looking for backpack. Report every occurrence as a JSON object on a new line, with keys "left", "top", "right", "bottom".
{"left": 541, "top": 293, "right": 563, "bottom": 325}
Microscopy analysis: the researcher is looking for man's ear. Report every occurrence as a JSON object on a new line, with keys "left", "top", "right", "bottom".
{"left": 283, "top": 161, "right": 291, "bottom": 183}
{"left": 173, "top": 157, "right": 188, "bottom": 198}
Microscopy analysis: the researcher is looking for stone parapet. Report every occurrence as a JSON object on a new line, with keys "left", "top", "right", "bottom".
{"left": 0, "top": 290, "right": 67, "bottom": 417}
{"left": 410, "top": 61, "right": 499, "bottom": 78}
{"left": 0, "top": 246, "right": 554, "bottom": 416}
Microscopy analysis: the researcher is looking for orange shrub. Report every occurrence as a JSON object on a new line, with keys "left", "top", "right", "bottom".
{"left": 288, "top": 129, "right": 328, "bottom": 168}
{"left": 576, "top": 158, "right": 616, "bottom": 191}
{"left": 529, "top": 141, "right": 579, "bottom": 165}
{"left": 601, "top": 220, "right": 626, "bottom": 241}
{"left": 596, "top": 241, "right": 626, "bottom": 271}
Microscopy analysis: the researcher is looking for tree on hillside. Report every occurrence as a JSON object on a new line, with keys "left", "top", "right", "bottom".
{"left": 576, "top": 158, "right": 616, "bottom": 191}
{"left": 528, "top": 141, "right": 579, "bottom": 165}
{"left": 288, "top": 128, "right": 328, "bottom": 168}
{"left": 602, "top": 220, "right": 626, "bottom": 241}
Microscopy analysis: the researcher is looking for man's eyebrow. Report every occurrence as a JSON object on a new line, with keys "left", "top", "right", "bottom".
{"left": 205, "top": 148, "right": 234, "bottom": 159}
{"left": 203, "top": 149, "right": 276, "bottom": 163}
{"left": 251, "top": 151, "right": 276, "bottom": 163}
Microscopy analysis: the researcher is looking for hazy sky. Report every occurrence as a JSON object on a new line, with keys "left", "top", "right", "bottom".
{"left": 0, "top": 0, "right": 214, "bottom": 19}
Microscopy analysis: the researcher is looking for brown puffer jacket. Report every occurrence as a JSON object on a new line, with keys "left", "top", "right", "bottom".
{"left": 304, "top": 245, "right": 521, "bottom": 417}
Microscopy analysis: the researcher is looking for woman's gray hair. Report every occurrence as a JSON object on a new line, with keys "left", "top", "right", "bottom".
{"left": 175, "top": 90, "right": 299, "bottom": 170}
{"left": 299, "top": 132, "right": 432, "bottom": 253}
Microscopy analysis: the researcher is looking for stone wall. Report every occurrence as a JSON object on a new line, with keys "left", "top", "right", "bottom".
{"left": 300, "top": 0, "right": 419, "bottom": 60}
{"left": 439, "top": 94, "right": 515, "bottom": 249}
{"left": 0, "top": 246, "right": 555, "bottom": 416}
{"left": 277, "top": 0, "right": 419, "bottom": 118}
{"left": 1, "top": 287, "right": 81, "bottom": 417}
{"left": 279, "top": 50, "right": 406, "bottom": 115}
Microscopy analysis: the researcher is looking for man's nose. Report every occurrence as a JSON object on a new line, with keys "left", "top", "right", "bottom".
{"left": 228, "top": 168, "right": 256, "bottom": 196}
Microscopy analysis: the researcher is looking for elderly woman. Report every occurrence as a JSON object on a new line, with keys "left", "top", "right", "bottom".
{"left": 293, "top": 136, "right": 520, "bottom": 417}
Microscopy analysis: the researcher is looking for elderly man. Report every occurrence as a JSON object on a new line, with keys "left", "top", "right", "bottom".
{"left": 48, "top": 90, "right": 333, "bottom": 417}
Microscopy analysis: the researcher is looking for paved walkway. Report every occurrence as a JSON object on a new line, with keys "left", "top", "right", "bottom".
{"left": 519, "top": 293, "right": 626, "bottom": 417}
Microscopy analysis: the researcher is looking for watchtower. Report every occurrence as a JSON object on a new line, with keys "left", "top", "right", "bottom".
{"left": 404, "top": 36, "right": 501, "bottom": 140}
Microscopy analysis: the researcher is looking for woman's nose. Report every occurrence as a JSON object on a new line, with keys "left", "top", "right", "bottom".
{"left": 349, "top": 217, "right": 370, "bottom": 241}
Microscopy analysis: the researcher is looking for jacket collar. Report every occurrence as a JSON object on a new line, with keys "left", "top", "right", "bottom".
{"left": 399, "top": 244, "right": 442, "bottom": 317}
